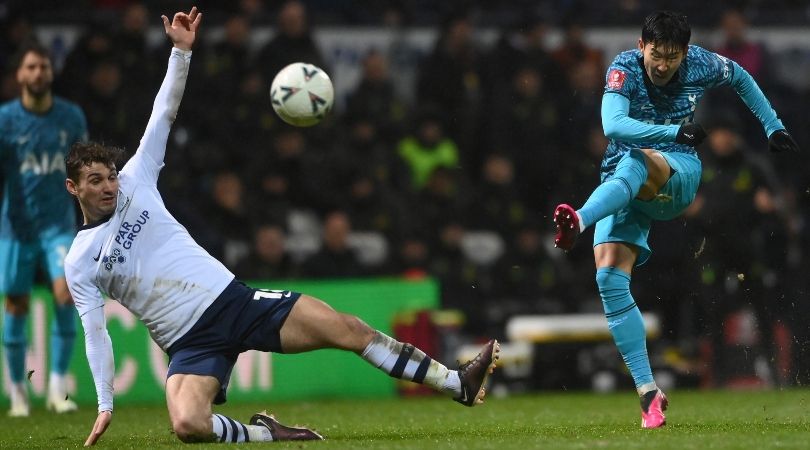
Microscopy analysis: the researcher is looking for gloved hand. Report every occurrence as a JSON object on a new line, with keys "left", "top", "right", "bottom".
{"left": 675, "top": 122, "right": 707, "bottom": 147}
{"left": 768, "top": 129, "right": 800, "bottom": 153}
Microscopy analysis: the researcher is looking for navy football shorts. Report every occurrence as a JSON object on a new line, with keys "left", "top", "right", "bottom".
{"left": 166, "top": 279, "right": 301, "bottom": 404}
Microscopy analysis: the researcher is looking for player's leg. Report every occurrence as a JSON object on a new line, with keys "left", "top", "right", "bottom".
{"left": 1, "top": 238, "right": 36, "bottom": 417}
{"left": 554, "top": 148, "right": 671, "bottom": 250}
{"left": 591, "top": 152, "right": 700, "bottom": 428}
{"left": 279, "top": 295, "right": 499, "bottom": 406}
{"left": 43, "top": 233, "right": 79, "bottom": 413}
{"left": 594, "top": 242, "right": 657, "bottom": 392}
{"left": 4, "top": 294, "right": 31, "bottom": 417}
{"left": 594, "top": 241, "right": 667, "bottom": 428}
{"left": 166, "top": 374, "right": 219, "bottom": 442}
{"left": 166, "top": 373, "right": 272, "bottom": 443}
{"left": 166, "top": 368, "right": 320, "bottom": 442}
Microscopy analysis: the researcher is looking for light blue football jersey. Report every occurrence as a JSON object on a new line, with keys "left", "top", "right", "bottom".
{"left": 0, "top": 96, "right": 87, "bottom": 240}
{"left": 601, "top": 45, "right": 738, "bottom": 174}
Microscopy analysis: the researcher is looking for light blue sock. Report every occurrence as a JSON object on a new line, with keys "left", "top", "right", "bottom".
{"left": 596, "top": 267, "right": 653, "bottom": 388}
{"left": 3, "top": 312, "right": 28, "bottom": 383}
{"left": 51, "top": 304, "right": 77, "bottom": 374}
{"left": 578, "top": 149, "right": 648, "bottom": 228}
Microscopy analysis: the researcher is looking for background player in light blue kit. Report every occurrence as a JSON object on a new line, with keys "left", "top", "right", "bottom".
{"left": 0, "top": 40, "right": 88, "bottom": 417}
{"left": 552, "top": 11, "right": 799, "bottom": 428}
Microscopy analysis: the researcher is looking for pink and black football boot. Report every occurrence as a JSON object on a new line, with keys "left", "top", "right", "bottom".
{"left": 640, "top": 390, "right": 668, "bottom": 429}
{"left": 553, "top": 204, "right": 580, "bottom": 251}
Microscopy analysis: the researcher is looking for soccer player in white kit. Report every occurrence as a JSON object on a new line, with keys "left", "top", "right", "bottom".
{"left": 64, "top": 7, "right": 499, "bottom": 446}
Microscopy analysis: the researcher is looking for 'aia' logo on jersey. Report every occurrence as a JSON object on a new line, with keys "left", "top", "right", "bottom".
{"left": 19, "top": 151, "right": 66, "bottom": 175}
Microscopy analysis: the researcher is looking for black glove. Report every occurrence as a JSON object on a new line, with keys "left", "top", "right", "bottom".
{"left": 768, "top": 129, "right": 800, "bottom": 153}
{"left": 675, "top": 123, "right": 707, "bottom": 147}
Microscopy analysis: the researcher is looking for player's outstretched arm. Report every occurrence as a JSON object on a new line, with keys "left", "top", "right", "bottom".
{"left": 123, "top": 7, "right": 201, "bottom": 184}
{"left": 768, "top": 129, "right": 800, "bottom": 153}
{"left": 161, "top": 6, "right": 202, "bottom": 51}
{"left": 722, "top": 58, "right": 796, "bottom": 150}
{"left": 65, "top": 261, "right": 115, "bottom": 446}
{"left": 85, "top": 410, "right": 112, "bottom": 447}
{"left": 79, "top": 306, "right": 115, "bottom": 446}
{"left": 601, "top": 93, "right": 684, "bottom": 144}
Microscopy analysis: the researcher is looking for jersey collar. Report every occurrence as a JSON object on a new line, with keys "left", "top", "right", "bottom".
{"left": 79, "top": 213, "right": 113, "bottom": 231}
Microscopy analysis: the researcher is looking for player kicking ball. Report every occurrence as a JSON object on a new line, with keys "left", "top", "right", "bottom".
{"left": 64, "top": 7, "right": 499, "bottom": 445}
{"left": 552, "top": 11, "right": 798, "bottom": 428}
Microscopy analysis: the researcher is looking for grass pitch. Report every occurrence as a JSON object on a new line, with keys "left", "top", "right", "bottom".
{"left": 1, "top": 389, "right": 808, "bottom": 449}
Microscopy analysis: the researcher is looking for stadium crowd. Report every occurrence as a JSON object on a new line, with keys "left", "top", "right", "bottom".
{"left": 2, "top": 1, "right": 809, "bottom": 386}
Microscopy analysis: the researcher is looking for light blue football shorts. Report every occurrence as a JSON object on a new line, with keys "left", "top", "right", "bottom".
{"left": 593, "top": 151, "right": 702, "bottom": 266}
{"left": 0, "top": 230, "right": 75, "bottom": 294}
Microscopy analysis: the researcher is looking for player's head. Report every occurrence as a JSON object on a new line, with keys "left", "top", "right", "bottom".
{"left": 65, "top": 142, "right": 124, "bottom": 223}
{"left": 13, "top": 40, "right": 54, "bottom": 98}
{"left": 638, "top": 11, "right": 691, "bottom": 86}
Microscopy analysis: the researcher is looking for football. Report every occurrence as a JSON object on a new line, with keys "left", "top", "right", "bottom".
{"left": 270, "top": 62, "right": 334, "bottom": 127}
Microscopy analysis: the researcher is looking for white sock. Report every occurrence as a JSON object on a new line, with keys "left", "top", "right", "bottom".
{"left": 637, "top": 382, "right": 658, "bottom": 396}
{"left": 441, "top": 370, "right": 462, "bottom": 395}
{"left": 212, "top": 414, "right": 270, "bottom": 442}
{"left": 361, "top": 331, "right": 460, "bottom": 395}
{"left": 9, "top": 382, "right": 27, "bottom": 406}
{"left": 49, "top": 372, "right": 66, "bottom": 398}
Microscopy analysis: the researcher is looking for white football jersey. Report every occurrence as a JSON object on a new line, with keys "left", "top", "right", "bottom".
{"left": 65, "top": 48, "right": 234, "bottom": 352}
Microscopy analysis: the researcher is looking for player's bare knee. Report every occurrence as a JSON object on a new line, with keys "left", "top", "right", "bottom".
{"left": 640, "top": 149, "right": 671, "bottom": 189}
{"left": 342, "top": 314, "right": 371, "bottom": 335}
{"left": 340, "top": 314, "right": 375, "bottom": 349}
{"left": 172, "top": 415, "right": 212, "bottom": 443}
{"left": 5, "top": 296, "right": 30, "bottom": 315}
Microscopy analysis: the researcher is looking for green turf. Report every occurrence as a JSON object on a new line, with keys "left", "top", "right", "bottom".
{"left": 1, "top": 389, "right": 808, "bottom": 449}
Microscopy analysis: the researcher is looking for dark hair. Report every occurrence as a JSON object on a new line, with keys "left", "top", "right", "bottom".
{"left": 66, "top": 141, "right": 124, "bottom": 182}
{"left": 641, "top": 11, "right": 691, "bottom": 49}
{"left": 11, "top": 39, "right": 51, "bottom": 71}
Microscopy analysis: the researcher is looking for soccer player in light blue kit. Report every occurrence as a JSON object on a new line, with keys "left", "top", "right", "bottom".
{"left": 0, "top": 40, "right": 88, "bottom": 417}
{"left": 552, "top": 11, "right": 799, "bottom": 428}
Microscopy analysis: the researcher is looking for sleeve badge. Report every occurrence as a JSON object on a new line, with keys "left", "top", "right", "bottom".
{"left": 607, "top": 69, "right": 627, "bottom": 90}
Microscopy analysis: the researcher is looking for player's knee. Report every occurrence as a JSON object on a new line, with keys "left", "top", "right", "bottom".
{"left": 343, "top": 314, "right": 373, "bottom": 336}
{"left": 172, "top": 415, "right": 211, "bottom": 443}
{"left": 595, "top": 268, "right": 631, "bottom": 302}
{"left": 5, "top": 297, "right": 30, "bottom": 315}
{"left": 339, "top": 314, "right": 375, "bottom": 349}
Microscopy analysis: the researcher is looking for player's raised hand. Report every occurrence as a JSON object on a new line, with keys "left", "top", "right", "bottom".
{"left": 675, "top": 122, "right": 707, "bottom": 147}
{"left": 768, "top": 129, "right": 800, "bottom": 153}
{"left": 84, "top": 410, "right": 112, "bottom": 446}
{"left": 161, "top": 6, "right": 202, "bottom": 51}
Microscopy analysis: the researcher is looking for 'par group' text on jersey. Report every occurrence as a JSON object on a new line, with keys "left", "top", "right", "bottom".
{"left": 0, "top": 97, "right": 87, "bottom": 240}
{"left": 601, "top": 44, "right": 783, "bottom": 175}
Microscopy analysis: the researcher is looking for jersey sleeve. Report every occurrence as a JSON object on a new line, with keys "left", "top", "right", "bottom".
{"left": 65, "top": 261, "right": 114, "bottom": 412}
{"left": 120, "top": 47, "right": 191, "bottom": 185}
{"left": 692, "top": 46, "right": 735, "bottom": 88}
{"left": 603, "top": 56, "right": 638, "bottom": 99}
{"left": 65, "top": 260, "right": 105, "bottom": 316}
{"left": 728, "top": 61, "right": 784, "bottom": 137}
{"left": 601, "top": 54, "right": 682, "bottom": 142}
{"left": 694, "top": 46, "right": 785, "bottom": 137}
{"left": 80, "top": 306, "right": 115, "bottom": 412}
{"left": 601, "top": 92, "right": 680, "bottom": 143}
